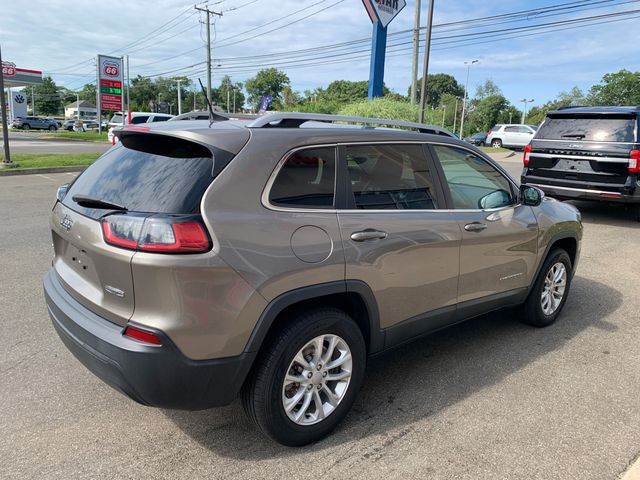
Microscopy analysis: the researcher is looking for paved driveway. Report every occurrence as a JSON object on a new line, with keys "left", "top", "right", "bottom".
{"left": 1, "top": 169, "right": 639, "bottom": 480}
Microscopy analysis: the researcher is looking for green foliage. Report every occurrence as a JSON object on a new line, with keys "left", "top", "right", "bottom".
{"left": 212, "top": 75, "right": 245, "bottom": 112}
{"left": 588, "top": 69, "right": 640, "bottom": 106}
{"left": 413, "top": 73, "right": 464, "bottom": 108}
{"left": 338, "top": 97, "right": 437, "bottom": 124}
{"left": 245, "top": 68, "right": 290, "bottom": 109}
{"left": 32, "top": 77, "right": 62, "bottom": 115}
{"left": 466, "top": 95, "right": 510, "bottom": 135}
{"left": 526, "top": 86, "right": 585, "bottom": 125}
{"left": 475, "top": 79, "right": 502, "bottom": 100}
{"left": 79, "top": 83, "right": 97, "bottom": 103}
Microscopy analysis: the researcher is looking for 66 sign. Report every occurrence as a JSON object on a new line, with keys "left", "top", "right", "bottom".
{"left": 103, "top": 62, "right": 119, "bottom": 77}
{"left": 2, "top": 63, "right": 16, "bottom": 77}
{"left": 97, "top": 55, "right": 124, "bottom": 112}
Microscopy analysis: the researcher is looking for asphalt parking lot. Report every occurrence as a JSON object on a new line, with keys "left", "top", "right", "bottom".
{"left": 2, "top": 164, "right": 639, "bottom": 480}
{"left": 6, "top": 131, "right": 111, "bottom": 154}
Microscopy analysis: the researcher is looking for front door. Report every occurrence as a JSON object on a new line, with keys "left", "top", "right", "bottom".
{"left": 430, "top": 144, "right": 539, "bottom": 304}
{"left": 337, "top": 143, "right": 461, "bottom": 330}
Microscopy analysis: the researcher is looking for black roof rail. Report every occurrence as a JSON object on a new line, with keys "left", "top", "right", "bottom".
{"left": 246, "top": 112, "right": 457, "bottom": 137}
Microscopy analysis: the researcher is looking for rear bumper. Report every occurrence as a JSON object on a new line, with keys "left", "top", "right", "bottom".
{"left": 43, "top": 268, "right": 255, "bottom": 410}
{"left": 523, "top": 178, "right": 640, "bottom": 204}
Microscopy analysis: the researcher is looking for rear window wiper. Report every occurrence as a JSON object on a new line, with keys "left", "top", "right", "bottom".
{"left": 71, "top": 195, "right": 128, "bottom": 211}
{"left": 560, "top": 134, "right": 586, "bottom": 139}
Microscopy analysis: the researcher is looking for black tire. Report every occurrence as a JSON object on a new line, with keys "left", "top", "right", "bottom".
{"left": 520, "top": 248, "right": 572, "bottom": 327}
{"left": 22, "top": 124, "right": 30, "bottom": 130}
{"left": 242, "top": 307, "right": 366, "bottom": 446}
{"left": 491, "top": 138, "right": 503, "bottom": 148}
{"left": 48, "top": 125, "right": 57, "bottom": 131}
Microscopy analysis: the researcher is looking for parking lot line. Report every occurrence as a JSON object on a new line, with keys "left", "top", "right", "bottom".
{"left": 36, "top": 174, "right": 56, "bottom": 181}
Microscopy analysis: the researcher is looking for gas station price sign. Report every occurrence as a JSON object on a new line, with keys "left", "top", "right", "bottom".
{"left": 100, "top": 79, "right": 122, "bottom": 95}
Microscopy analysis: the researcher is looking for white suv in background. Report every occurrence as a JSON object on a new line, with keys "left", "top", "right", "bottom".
{"left": 107, "top": 112, "right": 173, "bottom": 143}
{"left": 486, "top": 124, "right": 537, "bottom": 149}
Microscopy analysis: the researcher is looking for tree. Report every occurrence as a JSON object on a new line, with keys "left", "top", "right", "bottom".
{"left": 475, "top": 79, "right": 502, "bottom": 100}
{"left": 79, "top": 83, "right": 97, "bottom": 103}
{"left": 588, "top": 69, "right": 640, "bottom": 105}
{"left": 245, "top": 68, "right": 290, "bottom": 109}
{"left": 212, "top": 76, "right": 245, "bottom": 112}
{"left": 32, "top": 76, "right": 62, "bottom": 115}
{"left": 130, "top": 76, "right": 158, "bottom": 111}
{"left": 413, "top": 73, "right": 464, "bottom": 108}
{"left": 466, "top": 95, "right": 510, "bottom": 135}
{"left": 526, "top": 86, "right": 585, "bottom": 125}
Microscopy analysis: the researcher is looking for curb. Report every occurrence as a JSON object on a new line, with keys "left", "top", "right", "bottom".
{"left": 0, "top": 165, "right": 88, "bottom": 177}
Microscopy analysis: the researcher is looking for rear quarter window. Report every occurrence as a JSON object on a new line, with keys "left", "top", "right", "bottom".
{"left": 537, "top": 116, "right": 636, "bottom": 142}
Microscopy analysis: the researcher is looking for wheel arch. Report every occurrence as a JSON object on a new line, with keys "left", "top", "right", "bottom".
{"left": 530, "top": 232, "right": 579, "bottom": 288}
{"left": 243, "top": 280, "right": 383, "bottom": 358}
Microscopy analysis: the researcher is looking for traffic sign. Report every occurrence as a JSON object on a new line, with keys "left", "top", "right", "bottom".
{"left": 362, "top": 0, "right": 407, "bottom": 28}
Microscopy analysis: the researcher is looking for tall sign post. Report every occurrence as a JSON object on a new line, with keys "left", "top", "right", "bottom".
{"left": 96, "top": 55, "right": 124, "bottom": 134}
{"left": 362, "top": 0, "right": 406, "bottom": 99}
{"left": 0, "top": 45, "right": 11, "bottom": 165}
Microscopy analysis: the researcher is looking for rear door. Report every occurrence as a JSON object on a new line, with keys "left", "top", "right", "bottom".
{"left": 430, "top": 144, "right": 538, "bottom": 303}
{"left": 54, "top": 135, "right": 221, "bottom": 326}
{"left": 337, "top": 143, "right": 460, "bottom": 331}
{"left": 526, "top": 114, "right": 636, "bottom": 193}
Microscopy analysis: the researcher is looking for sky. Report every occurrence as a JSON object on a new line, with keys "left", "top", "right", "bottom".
{"left": 2, "top": 0, "right": 640, "bottom": 109}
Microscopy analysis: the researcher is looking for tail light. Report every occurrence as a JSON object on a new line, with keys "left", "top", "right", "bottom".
{"left": 101, "top": 214, "right": 211, "bottom": 254}
{"left": 523, "top": 143, "right": 532, "bottom": 166}
{"left": 487, "top": 130, "right": 493, "bottom": 136}
{"left": 629, "top": 150, "right": 640, "bottom": 173}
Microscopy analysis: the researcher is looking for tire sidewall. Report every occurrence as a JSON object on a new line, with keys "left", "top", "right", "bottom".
{"left": 530, "top": 250, "right": 572, "bottom": 325}
{"left": 261, "top": 312, "right": 365, "bottom": 445}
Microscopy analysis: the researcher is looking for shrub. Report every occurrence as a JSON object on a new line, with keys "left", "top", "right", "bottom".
{"left": 338, "top": 97, "right": 437, "bottom": 124}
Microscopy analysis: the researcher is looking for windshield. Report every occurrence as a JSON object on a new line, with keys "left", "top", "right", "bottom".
{"left": 110, "top": 114, "right": 123, "bottom": 124}
{"left": 537, "top": 116, "right": 636, "bottom": 142}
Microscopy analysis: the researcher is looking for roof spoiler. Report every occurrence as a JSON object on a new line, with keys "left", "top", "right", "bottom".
{"left": 247, "top": 112, "right": 456, "bottom": 137}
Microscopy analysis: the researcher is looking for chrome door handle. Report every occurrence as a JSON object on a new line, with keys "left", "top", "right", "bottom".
{"left": 350, "top": 229, "right": 388, "bottom": 242}
{"left": 464, "top": 222, "right": 487, "bottom": 232}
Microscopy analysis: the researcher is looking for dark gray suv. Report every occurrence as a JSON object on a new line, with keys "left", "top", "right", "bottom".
{"left": 521, "top": 106, "right": 640, "bottom": 221}
{"left": 44, "top": 113, "right": 582, "bottom": 446}
{"left": 13, "top": 116, "right": 59, "bottom": 131}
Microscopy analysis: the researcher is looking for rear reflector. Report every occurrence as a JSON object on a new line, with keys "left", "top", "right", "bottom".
{"left": 123, "top": 326, "right": 162, "bottom": 345}
{"left": 599, "top": 192, "right": 623, "bottom": 199}
{"left": 629, "top": 150, "right": 640, "bottom": 173}
{"left": 523, "top": 143, "right": 532, "bottom": 166}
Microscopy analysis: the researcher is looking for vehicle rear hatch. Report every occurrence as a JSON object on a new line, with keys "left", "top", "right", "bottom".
{"left": 525, "top": 112, "right": 638, "bottom": 194}
{"left": 51, "top": 127, "right": 249, "bottom": 326}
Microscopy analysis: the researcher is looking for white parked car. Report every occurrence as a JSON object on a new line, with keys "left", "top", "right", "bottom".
{"left": 486, "top": 124, "right": 538, "bottom": 149}
{"left": 107, "top": 111, "right": 173, "bottom": 143}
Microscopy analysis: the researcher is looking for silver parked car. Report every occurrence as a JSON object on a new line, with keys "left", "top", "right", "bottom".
{"left": 486, "top": 124, "right": 538, "bottom": 148}
{"left": 44, "top": 113, "right": 582, "bottom": 446}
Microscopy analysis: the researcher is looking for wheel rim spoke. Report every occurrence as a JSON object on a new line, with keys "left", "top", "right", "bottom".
{"left": 282, "top": 333, "right": 353, "bottom": 426}
{"left": 540, "top": 261, "right": 567, "bottom": 315}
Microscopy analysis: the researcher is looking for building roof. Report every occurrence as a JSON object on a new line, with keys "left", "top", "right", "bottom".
{"left": 65, "top": 100, "right": 96, "bottom": 109}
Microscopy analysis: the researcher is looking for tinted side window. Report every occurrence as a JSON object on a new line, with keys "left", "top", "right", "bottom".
{"left": 433, "top": 145, "right": 514, "bottom": 210}
{"left": 346, "top": 144, "right": 438, "bottom": 210}
{"left": 131, "top": 115, "right": 150, "bottom": 124}
{"left": 269, "top": 147, "right": 336, "bottom": 208}
{"left": 504, "top": 126, "right": 519, "bottom": 133}
{"left": 152, "top": 116, "right": 170, "bottom": 122}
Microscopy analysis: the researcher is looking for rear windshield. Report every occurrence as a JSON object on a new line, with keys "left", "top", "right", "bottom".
{"left": 64, "top": 135, "right": 214, "bottom": 218}
{"left": 110, "top": 114, "right": 123, "bottom": 124}
{"left": 537, "top": 116, "right": 636, "bottom": 142}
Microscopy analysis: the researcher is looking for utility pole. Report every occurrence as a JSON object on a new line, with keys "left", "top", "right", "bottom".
{"left": 410, "top": 0, "right": 421, "bottom": 105}
{"left": 233, "top": 89, "right": 236, "bottom": 113}
{"left": 226, "top": 84, "right": 230, "bottom": 113}
{"left": 0, "top": 44, "right": 12, "bottom": 165}
{"left": 459, "top": 59, "right": 479, "bottom": 138}
{"left": 194, "top": 5, "right": 222, "bottom": 103}
{"left": 441, "top": 105, "right": 446, "bottom": 127}
{"left": 418, "top": 0, "right": 435, "bottom": 123}
{"left": 193, "top": 84, "right": 196, "bottom": 111}
{"left": 521, "top": 98, "right": 534, "bottom": 124}
{"left": 31, "top": 86, "right": 35, "bottom": 115}
{"left": 176, "top": 79, "right": 182, "bottom": 115}
{"left": 126, "top": 55, "right": 131, "bottom": 124}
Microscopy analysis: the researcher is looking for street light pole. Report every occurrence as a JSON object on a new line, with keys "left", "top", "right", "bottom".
{"left": 410, "top": 0, "right": 421, "bottom": 105}
{"left": 176, "top": 79, "right": 182, "bottom": 115}
{"left": 453, "top": 97, "right": 459, "bottom": 134}
{"left": 459, "top": 59, "right": 478, "bottom": 138}
{"left": 521, "top": 98, "right": 534, "bottom": 124}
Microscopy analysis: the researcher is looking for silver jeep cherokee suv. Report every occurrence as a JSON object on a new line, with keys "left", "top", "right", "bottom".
{"left": 44, "top": 113, "right": 582, "bottom": 446}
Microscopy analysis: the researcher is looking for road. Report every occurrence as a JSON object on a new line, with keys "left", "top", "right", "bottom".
{"left": 1, "top": 167, "right": 639, "bottom": 480}
{"left": 3, "top": 131, "right": 111, "bottom": 154}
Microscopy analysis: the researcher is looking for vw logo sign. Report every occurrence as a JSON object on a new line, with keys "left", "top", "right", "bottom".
{"left": 14, "top": 93, "right": 25, "bottom": 104}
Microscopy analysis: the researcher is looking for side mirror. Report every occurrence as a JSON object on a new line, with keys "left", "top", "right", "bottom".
{"left": 478, "top": 189, "right": 512, "bottom": 210}
{"left": 56, "top": 183, "right": 70, "bottom": 202}
{"left": 520, "top": 184, "right": 544, "bottom": 207}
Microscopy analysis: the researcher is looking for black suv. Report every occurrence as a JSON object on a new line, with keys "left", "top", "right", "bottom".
{"left": 521, "top": 106, "right": 640, "bottom": 220}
